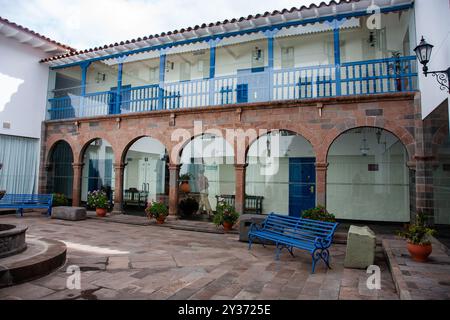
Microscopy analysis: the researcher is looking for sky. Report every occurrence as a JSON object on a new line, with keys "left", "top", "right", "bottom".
{"left": 0, "top": 0, "right": 322, "bottom": 50}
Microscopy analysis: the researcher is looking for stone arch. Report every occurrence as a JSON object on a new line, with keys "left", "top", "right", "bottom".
{"left": 119, "top": 135, "right": 171, "bottom": 165}
{"left": 46, "top": 139, "right": 74, "bottom": 166}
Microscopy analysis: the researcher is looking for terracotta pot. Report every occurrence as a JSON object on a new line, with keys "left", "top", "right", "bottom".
{"left": 407, "top": 242, "right": 432, "bottom": 262}
{"left": 223, "top": 221, "right": 233, "bottom": 231}
{"left": 156, "top": 217, "right": 166, "bottom": 224}
{"left": 96, "top": 208, "right": 107, "bottom": 217}
{"left": 180, "top": 181, "right": 191, "bottom": 193}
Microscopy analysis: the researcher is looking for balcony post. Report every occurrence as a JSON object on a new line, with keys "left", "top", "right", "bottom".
{"left": 264, "top": 29, "right": 279, "bottom": 101}
{"left": 158, "top": 49, "right": 167, "bottom": 110}
{"left": 115, "top": 56, "right": 126, "bottom": 115}
{"left": 208, "top": 39, "right": 221, "bottom": 106}
{"left": 80, "top": 62, "right": 91, "bottom": 117}
{"left": 332, "top": 19, "right": 343, "bottom": 96}
{"left": 234, "top": 164, "right": 248, "bottom": 215}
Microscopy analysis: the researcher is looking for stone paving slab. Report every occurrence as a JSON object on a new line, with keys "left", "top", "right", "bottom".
{"left": 0, "top": 213, "right": 400, "bottom": 300}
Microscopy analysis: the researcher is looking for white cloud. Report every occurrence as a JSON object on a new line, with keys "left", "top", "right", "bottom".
{"left": 0, "top": 0, "right": 321, "bottom": 50}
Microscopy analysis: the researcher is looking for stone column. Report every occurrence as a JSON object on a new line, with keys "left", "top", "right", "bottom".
{"left": 72, "top": 163, "right": 84, "bottom": 207}
{"left": 235, "top": 164, "right": 247, "bottom": 215}
{"left": 168, "top": 164, "right": 180, "bottom": 218}
{"left": 315, "top": 162, "right": 328, "bottom": 207}
{"left": 42, "top": 163, "right": 53, "bottom": 195}
{"left": 112, "top": 163, "right": 125, "bottom": 215}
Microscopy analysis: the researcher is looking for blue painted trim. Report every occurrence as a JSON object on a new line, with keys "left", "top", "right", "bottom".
{"left": 115, "top": 62, "right": 123, "bottom": 114}
{"left": 209, "top": 45, "right": 216, "bottom": 79}
{"left": 333, "top": 27, "right": 342, "bottom": 96}
{"left": 158, "top": 53, "right": 166, "bottom": 110}
{"left": 267, "top": 36, "right": 274, "bottom": 69}
{"left": 50, "top": 4, "right": 414, "bottom": 70}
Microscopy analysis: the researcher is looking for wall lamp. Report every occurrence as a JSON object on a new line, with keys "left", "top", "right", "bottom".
{"left": 414, "top": 36, "right": 450, "bottom": 93}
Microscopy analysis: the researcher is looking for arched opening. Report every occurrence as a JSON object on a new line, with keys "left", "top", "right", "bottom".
{"left": 48, "top": 141, "right": 74, "bottom": 201}
{"left": 179, "top": 133, "right": 235, "bottom": 218}
{"left": 123, "top": 137, "right": 169, "bottom": 215}
{"left": 433, "top": 138, "right": 450, "bottom": 225}
{"left": 327, "top": 127, "right": 409, "bottom": 222}
{"left": 246, "top": 130, "right": 315, "bottom": 216}
{"left": 81, "top": 138, "right": 115, "bottom": 205}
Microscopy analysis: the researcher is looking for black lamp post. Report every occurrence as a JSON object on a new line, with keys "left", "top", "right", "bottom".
{"left": 414, "top": 36, "right": 450, "bottom": 93}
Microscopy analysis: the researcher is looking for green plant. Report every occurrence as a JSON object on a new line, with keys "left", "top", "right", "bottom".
{"left": 179, "top": 197, "right": 199, "bottom": 216}
{"left": 145, "top": 201, "right": 169, "bottom": 220}
{"left": 397, "top": 212, "right": 437, "bottom": 245}
{"left": 87, "top": 190, "right": 109, "bottom": 209}
{"left": 213, "top": 200, "right": 239, "bottom": 226}
{"left": 52, "top": 193, "right": 68, "bottom": 207}
{"left": 301, "top": 206, "right": 336, "bottom": 222}
{"left": 179, "top": 172, "right": 193, "bottom": 182}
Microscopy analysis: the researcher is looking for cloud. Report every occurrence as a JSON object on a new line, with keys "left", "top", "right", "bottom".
{"left": 0, "top": 0, "right": 320, "bottom": 50}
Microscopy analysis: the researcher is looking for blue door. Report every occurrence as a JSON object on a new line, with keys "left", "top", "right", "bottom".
{"left": 289, "top": 158, "right": 316, "bottom": 217}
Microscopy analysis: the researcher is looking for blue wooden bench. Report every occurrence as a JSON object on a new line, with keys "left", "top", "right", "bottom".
{"left": 0, "top": 194, "right": 53, "bottom": 217}
{"left": 248, "top": 213, "right": 339, "bottom": 273}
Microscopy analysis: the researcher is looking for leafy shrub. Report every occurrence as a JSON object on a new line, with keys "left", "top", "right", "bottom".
{"left": 52, "top": 193, "right": 68, "bottom": 207}
{"left": 301, "top": 206, "right": 336, "bottom": 222}
{"left": 213, "top": 200, "right": 239, "bottom": 226}
{"left": 179, "top": 173, "right": 193, "bottom": 182}
{"left": 179, "top": 197, "right": 199, "bottom": 216}
{"left": 87, "top": 190, "right": 109, "bottom": 209}
{"left": 397, "top": 212, "right": 437, "bottom": 245}
{"left": 145, "top": 201, "right": 169, "bottom": 220}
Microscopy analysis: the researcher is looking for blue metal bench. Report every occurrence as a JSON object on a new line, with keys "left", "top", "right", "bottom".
{"left": 248, "top": 213, "right": 339, "bottom": 273}
{"left": 0, "top": 194, "right": 53, "bottom": 217}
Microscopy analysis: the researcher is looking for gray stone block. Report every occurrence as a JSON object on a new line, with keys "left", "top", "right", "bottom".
{"left": 239, "top": 214, "right": 267, "bottom": 243}
{"left": 51, "top": 207, "right": 87, "bottom": 221}
{"left": 344, "top": 225, "right": 376, "bottom": 269}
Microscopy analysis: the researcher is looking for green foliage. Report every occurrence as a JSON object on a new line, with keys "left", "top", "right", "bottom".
{"left": 52, "top": 193, "right": 68, "bottom": 207}
{"left": 301, "top": 206, "right": 336, "bottom": 222}
{"left": 0, "top": 190, "right": 5, "bottom": 200}
{"left": 145, "top": 201, "right": 169, "bottom": 220}
{"left": 213, "top": 199, "right": 239, "bottom": 226}
{"left": 87, "top": 190, "right": 109, "bottom": 209}
{"left": 179, "top": 197, "right": 199, "bottom": 216}
{"left": 397, "top": 212, "right": 437, "bottom": 245}
{"left": 179, "top": 173, "right": 193, "bottom": 181}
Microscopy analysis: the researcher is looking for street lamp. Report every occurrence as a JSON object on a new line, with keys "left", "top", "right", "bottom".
{"left": 414, "top": 36, "right": 450, "bottom": 93}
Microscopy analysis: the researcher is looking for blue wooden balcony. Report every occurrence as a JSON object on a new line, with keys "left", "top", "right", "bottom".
{"left": 47, "top": 56, "right": 417, "bottom": 121}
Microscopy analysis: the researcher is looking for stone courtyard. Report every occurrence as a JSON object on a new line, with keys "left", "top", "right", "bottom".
{"left": 0, "top": 213, "right": 401, "bottom": 300}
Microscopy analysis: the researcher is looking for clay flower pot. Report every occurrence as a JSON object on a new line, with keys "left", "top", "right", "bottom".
{"left": 96, "top": 208, "right": 107, "bottom": 217}
{"left": 180, "top": 181, "right": 191, "bottom": 193}
{"left": 407, "top": 242, "right": 432, "bottom": 262}
{"left": 223, "top": 221, "right": 233, "bottom": 231}
{"left": 156, "top": 217, "right": 166, "bottom": 224}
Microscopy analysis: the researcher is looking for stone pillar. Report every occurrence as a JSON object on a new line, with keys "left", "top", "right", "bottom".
{"left": 42, "top": 163, "right": 53, "bottom": 195}
{"left": 235, "top": 164, "right": 247, "bottom": 215}
{"left": 315, "top": 162, "right": 328, "bottom": 207}
{"left": 112, "top": 163, "right": 125, "bottom": 215}
{"left": 414, "top": 155, "right": 436, "bottom": 225}
{"left": 72, "top": 163, "right": 84, "bottom": 207}
{"left": 168, "top": 164, "right": 180, "bottom": 218}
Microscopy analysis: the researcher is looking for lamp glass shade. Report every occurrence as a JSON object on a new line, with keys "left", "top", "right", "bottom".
{"left": 414, "top": 37, "right": 434, "bottom": 66}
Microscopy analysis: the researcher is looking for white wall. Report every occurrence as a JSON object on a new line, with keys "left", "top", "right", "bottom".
{"left": 414, "top": 0, "right": 450, "bottom": 119}
{"left": 0, "top": 35, "right": 51, "bottom": 138}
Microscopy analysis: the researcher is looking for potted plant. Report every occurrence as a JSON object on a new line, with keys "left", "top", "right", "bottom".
{"left": 397, "top": 212, "right": 437, "bottom": 262}
{"left": 213, "top": 199, "right": 239, "bottom": 231}
{"left": 87, "top": 190, "right": 109, "bottom": 217}
{"left": 179, "top": 173, "right": 193, "bottom": 193}
{"left": 179, "top": 197, "right": 199, "bottom": 217}
{"left": 145, "top": 200, "right": 169, "bottom": 224}
{"left": 52, "top": 193, "right": 68, "bottom": 207}
{"left": 301, "top": 206, "right": 336, "bottom": 222}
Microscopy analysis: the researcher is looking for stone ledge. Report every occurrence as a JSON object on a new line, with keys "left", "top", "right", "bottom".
{"left": 382, "top": 239, "right": 412, "bottom": 300}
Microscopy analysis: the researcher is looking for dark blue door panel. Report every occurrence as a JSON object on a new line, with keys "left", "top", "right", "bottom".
{"left": 289, "top": 157, "right": 316, "bottom": 217}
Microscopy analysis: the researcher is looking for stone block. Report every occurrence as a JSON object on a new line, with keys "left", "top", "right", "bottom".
{"left": 344, "top": 225, "right": 376, "bottom": 269}
{"left": 239, "top": 214, "right": 268, "bottom": 243}
{"left": 51, "top": 207, "right": 87, "bottom": 221}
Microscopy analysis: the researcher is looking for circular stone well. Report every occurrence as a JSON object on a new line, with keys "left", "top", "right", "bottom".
{"left": 0, "top": 224, "right": 27, "bottom": 258}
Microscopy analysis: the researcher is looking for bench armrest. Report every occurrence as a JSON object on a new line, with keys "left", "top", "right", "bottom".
{"left": 249, "top": 221, "right": 265, "bottom": 233}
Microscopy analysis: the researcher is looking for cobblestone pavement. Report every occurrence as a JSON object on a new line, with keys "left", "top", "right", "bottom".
{"left": 0, "top": 214, "right": 398, "bottom": 300}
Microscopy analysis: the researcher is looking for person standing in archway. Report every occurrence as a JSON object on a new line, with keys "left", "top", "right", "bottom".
{"left": 197, "top": 166, "right": 212, "bottom": 216}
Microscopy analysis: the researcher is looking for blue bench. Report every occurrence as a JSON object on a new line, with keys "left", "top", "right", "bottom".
{"left": 248, "top": 213, "right": 339, "bottom": 273}
{"left": 0, "top": 194, "right": 53, "bottom": 217}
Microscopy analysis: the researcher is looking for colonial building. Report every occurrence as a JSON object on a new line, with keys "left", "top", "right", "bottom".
{"left": 0, "top": 17, "right": 73, "bottom": 196}
{"left": 38, "top": 0, "right": 449, "bottom": 225}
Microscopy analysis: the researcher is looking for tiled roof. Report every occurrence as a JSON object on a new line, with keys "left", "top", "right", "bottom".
{"left": 0, "top": 16, "right": 75, "bottom": 52}
{"left": 40, "top": 0, "right": 413, "bottom": 65}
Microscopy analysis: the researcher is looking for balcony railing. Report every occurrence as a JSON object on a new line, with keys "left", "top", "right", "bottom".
{"left": 47, "top": 56, "right": 417, "bottom": 120}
